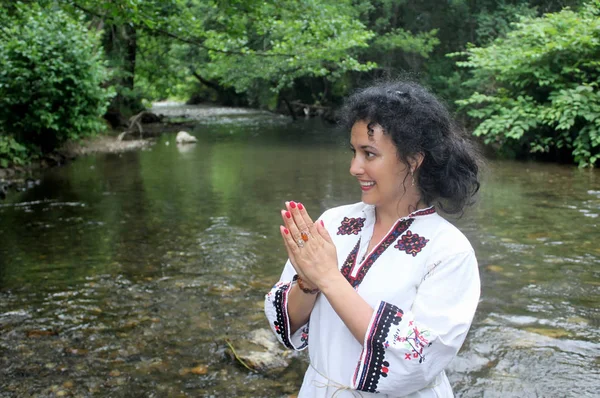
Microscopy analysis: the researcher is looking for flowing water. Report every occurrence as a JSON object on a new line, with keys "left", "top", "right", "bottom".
{"left": 0, "top": 105, "right": 599, "bottom": 397}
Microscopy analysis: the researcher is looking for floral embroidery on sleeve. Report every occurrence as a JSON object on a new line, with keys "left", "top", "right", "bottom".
{"left": 354, "top": 301, "right": 436, "bottom": 394}
{"left": 394, "top": 230, "right": 429, "bottom": 257}
{"left": 337, "top": 217, "right": 366, "bottom": 235}
{"left": 394, "top": 321, "right": 432, "bottom": 363}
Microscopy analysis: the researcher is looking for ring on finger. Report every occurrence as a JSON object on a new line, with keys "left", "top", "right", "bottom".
{"left": 301, "top": 231, "right": 310, "bottom": 242}
{"left": 293, "top": 234, "right": 304, "bottom": 247}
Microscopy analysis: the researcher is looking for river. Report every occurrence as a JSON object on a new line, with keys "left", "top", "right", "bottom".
{"left": 1, "top": 104, "right": 599, "bottom": 397}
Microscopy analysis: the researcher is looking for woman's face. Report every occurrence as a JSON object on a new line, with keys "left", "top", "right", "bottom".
{"left": 349, "top": 120, "right": 411, "bottom": 210}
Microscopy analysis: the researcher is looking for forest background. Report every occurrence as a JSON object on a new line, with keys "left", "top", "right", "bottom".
{"left": 0, "top": 0, "right": 598, "bottom": 168}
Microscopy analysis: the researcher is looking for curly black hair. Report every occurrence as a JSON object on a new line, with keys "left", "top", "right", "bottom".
{"left": 339, "top": 80, "right": 482, "bottom": 215}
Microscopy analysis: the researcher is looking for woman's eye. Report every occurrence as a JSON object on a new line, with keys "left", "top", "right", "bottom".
{"left": 365, "top": 151, "right": 375, "bottom": 158}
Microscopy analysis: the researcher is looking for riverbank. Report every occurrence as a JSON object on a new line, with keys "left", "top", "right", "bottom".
{"left": 0, "top": 132, "right": 159, "bottom": 180}
{"left": 0, "top": 134, "right": 157, "bottom": 199}
{"left": 0, "top": 103, "right": 286, "bottom": 198}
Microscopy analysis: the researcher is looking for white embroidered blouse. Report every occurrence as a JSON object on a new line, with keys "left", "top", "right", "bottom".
{"left": 264, "top": 202, "right": 480, "bottom": 397}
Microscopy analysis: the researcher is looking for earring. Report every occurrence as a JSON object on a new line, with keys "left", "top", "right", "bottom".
{"left": 410, "top": 169, "right": 415, "bottom": 187}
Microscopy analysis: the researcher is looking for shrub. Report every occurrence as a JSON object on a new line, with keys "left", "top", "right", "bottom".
{"left": 0, "top": 3, "right": 113, "bottom": 162}
{"left": 453, "top": 2, "right": 600, "bottom": 167}
{"left": 0, "top": 135, "right": 28, "bottom": 168}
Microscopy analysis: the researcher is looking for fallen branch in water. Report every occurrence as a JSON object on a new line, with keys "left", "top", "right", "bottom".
{"left": 224, "top": 339, "right": 258, "bottom": 373}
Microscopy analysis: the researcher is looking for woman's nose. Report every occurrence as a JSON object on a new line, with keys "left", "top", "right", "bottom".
{"left": 349, "top": 156, "right": 363, "bottom": 176}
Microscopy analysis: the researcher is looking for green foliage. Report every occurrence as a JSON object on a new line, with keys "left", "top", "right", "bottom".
{"left": 0, "top": 2, "right": 112, "bottom": 160}
{"left": 0, "top": 135, "right": 28, "bottom": 168}
{"left": 67, "top": 0, "right": 377, "bottom": 107}
{"left": 454, "top": 2, "right": 600, "bottom": 167}
{"left": 474, "top": 1, "right": 538, "bottom": 45}
{"left": 2, "top": 0, "right": 592, "bottom": 170}
{"left": 352, "top": 0, "right": 440, "bottom": 77}
{"left": 372, "top": 28, "right": 439, "bottom": 57}
{"left": 135, "top": 35, "right": 193, "bottom": 101}
{"left": 204, "top": 0, "right": 375, "bottom": 94}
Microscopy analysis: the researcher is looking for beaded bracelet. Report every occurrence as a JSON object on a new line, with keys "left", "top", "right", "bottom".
{"left": 293, "top": 275, "right": 320, "bottom": 294}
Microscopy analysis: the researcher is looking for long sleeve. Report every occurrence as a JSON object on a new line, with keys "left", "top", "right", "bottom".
{"left": 264, "top": 259, "right": 309, "bottom": 350}
{"left": 351, "top": 249, "right": 480, "bottom": 396}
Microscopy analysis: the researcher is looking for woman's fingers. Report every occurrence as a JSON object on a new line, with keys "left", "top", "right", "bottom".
{"left": 281, "top": 209, "right": 303, "bottom": 249}
{"left": 280, "top": 225, "right": 309, "bottom": 278}
{"left": 279, "top": 225, "right": 298, "bottom": 260}
{"left": 287, "top": 201, "right": 310, "bottom": 232}
{"left": 287, "top": 201, "right": 321, "bottom": 244}
{"left": 316, "top": 219, "right": 334, "bottom": 244}
{"left": 295, "top": 202, "right": 315, "bottom": 228}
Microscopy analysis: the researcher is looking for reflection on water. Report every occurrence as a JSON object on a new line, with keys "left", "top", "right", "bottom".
{"left": 1, "top": 107, "right": 599, "bottom": 396}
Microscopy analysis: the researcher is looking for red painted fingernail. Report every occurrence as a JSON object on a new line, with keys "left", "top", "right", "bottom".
{"left": 320, "top": 220, "right": 324, "bottom": 227}
{"left": 284, "top": 228, "right": 289, "bottom": 235}
{"left": 285, "top": 211, "right": 291, "bottom": 218}
{"left": 290, "top": 201, "right": 296, "bottom": 209}
{"left": 298, "top": 203, "right": 304, "bottom": 210}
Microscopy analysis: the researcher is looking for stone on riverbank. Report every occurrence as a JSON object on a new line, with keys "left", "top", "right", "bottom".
{"left": 226, "top": 328, "right": 297, "bottom": 373}
{"left": 175, "top": 131, "right": 197, "bottom": 144}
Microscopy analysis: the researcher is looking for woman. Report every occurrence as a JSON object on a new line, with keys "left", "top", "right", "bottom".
{"left": 265, "top": 81, "right": 481, "bottom": 397}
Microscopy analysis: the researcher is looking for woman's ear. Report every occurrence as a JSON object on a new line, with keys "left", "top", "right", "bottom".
{"left": 408, "top": 153, "right": 424, "bottom": 174}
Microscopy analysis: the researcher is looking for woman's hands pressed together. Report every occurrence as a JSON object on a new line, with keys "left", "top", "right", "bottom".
{"left": 279, "top": 201, "right": 340, "bottom": 292}
{"left": 279, "top": 201, "right": 374, "bottom": 343}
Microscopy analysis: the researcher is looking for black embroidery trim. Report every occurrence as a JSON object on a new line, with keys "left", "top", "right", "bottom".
{"left": 272, "top": 283, "right": 294, "bottom": 349}
{"left": 355, "top": 302, "right": 404, "bottom": 393}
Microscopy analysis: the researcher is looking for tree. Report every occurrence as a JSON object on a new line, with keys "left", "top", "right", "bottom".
{"left": 0, "top": 2, "right": 112, "bottom": 164}
{"left": 65, "top": 0, "right": 376, "bottom": 109}
{"left": 453, "top": 1, "right": 600, "bottom": 167}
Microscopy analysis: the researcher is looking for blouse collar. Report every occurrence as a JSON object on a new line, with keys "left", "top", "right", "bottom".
{"left": 361, "top": 203, "right": 436, "bottom": 222}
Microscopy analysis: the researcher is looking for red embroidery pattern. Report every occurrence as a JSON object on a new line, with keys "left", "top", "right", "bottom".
{"left": 340, "top": 240, "right": 361, "bottom": 283}
{"left": 380, "top": 361, "right": 390, "bottom": 377}
{"left": 411, "top": 206, "right": 436, "bottom": 217}
{"left": 300, "top": 325, "right": 309, "bottom": 345}
{"left": 337, "top": 217, "right": 366, "bottom": 235}
{"left": 341, "top": 219, "right": 413, "bottom": 288}
{"left": 394, "top": 230, "right": 429, "bottom": 257}
{"left": 397, "top": 322, "right": 432, "bottom": 363}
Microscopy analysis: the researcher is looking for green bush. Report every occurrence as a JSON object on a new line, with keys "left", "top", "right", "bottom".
{"left": 0, "top": 3, "right": 113, "bottom": 164}
{"left": 0, "top": 135, "right": 28, "bottom": 168}
{"left": 453, "top": 2, "right": 600, "bottom": 167}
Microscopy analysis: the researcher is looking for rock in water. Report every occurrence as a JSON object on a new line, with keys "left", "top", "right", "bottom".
{"left": 236, "top": 351, "right": 289, "bottom": 372}
{"left": 226, "top": 328, "right": 297, "bottom": 372}
{"left": 176, "top": 131, "right": 198, "bottom": 144}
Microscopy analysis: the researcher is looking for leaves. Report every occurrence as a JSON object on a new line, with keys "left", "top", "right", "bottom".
{"left": 68, "top": 0, "right": 377, "bottom": 105}
{"left": 455, "top": 2, "right": 600, "bottom": 167}
{"left": 0, "top": 135, "right": 28, "bottom": 167}
{"left": 0, "top": 2, "right": 112, "bottom": 161}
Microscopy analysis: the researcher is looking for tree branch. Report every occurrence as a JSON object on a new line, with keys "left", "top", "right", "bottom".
{"left": 68, "top": 1, "right": 294, "bottom": 58}
{"left": 190, "top": 70, "right": 222, "bottom": 92}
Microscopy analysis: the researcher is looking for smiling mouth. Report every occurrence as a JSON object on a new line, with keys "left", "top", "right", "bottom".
{"left": 359, "top": 181, "right": 375, "bottom": 191}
